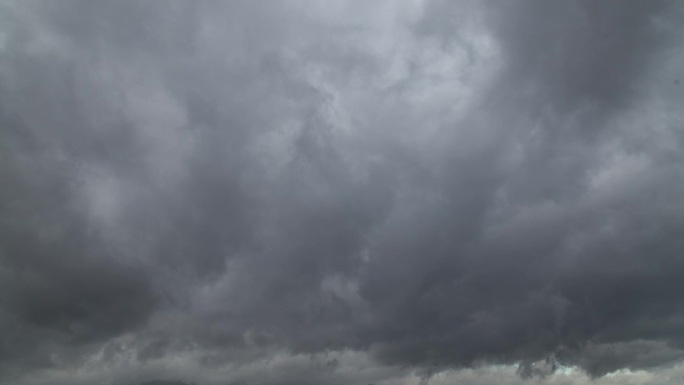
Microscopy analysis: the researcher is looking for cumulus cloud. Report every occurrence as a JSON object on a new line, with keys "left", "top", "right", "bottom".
{"left": 1, "top": 1, "right": 684, "bottom": 384}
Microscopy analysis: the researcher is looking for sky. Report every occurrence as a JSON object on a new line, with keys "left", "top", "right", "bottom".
{"left": 1, "top": 1, "right": 684, "bottom": 384}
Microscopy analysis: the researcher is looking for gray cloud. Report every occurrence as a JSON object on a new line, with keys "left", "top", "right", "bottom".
{"left": 1, "top": 1, "right": 684, "bottom": 384}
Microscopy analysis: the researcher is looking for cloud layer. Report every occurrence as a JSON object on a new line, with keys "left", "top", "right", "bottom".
{"left": 1, "top": 1, "right": 684, "bottom": 384}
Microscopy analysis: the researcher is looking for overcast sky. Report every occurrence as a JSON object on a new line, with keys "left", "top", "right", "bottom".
{"left": 1, "top": 1, "right": 684, "bottom": 384}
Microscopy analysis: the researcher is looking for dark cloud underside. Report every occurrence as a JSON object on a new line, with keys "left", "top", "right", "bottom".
{"left": 1, "top": 1, "right": 684, "bottom": 384}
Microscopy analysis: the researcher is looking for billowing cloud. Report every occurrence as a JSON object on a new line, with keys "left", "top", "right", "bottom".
{"left": 1, "top": 1, "right": 684, "bottom": 384}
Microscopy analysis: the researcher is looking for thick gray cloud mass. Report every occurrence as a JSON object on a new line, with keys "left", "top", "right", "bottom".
{"left": 1, "top": 1, "right": 684, "bottom": 384}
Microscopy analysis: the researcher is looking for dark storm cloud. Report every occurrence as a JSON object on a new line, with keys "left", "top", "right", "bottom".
{"left": 1, "top": 1, "right": 684, "bottom": 384}
{"left": 355, "top": 0, "right": 684, "bottom": 374}
{"left": 487, "top": 0, "right": 671, "bottom": 107}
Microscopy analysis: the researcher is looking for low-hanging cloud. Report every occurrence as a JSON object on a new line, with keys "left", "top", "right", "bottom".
{"left": 1, "top": 1, "right": 684, "bottom": 384}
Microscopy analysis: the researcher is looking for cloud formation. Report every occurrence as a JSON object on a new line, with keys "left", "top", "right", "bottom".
{"left": 1, "top": 1, "right": 684, "bottom": 384}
